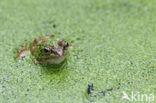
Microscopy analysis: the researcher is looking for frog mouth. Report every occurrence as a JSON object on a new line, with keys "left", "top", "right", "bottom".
{"left": 37, "top": 54, "right": 67, "bottom": 64}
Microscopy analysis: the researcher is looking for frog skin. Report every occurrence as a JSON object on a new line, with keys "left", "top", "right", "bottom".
{"left": 36, "top": 40, "right": 69, "bottom": 64}
{"left": 18, "top": 37, "right": 69, "bottom": 64}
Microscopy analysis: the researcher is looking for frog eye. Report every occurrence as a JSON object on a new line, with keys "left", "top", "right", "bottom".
{"left": 63, "top": 42, "right": 69, "bottom": 50}
{"left": 44, "top": 46, "right": 52, "bottom": 53}
{"left": 66, "top": 42, "right": 69, "bottom": 47}
{"left": 44, "top": 48, "right": 50, "bottom": 53}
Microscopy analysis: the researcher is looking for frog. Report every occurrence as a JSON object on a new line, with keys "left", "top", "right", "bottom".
{"left": 17, "top": 36, "right": 69, "bottom": 64}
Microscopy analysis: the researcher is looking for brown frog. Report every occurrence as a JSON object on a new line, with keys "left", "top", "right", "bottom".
{"left": 18, "top": 36, "right": 69, "bottom": 64}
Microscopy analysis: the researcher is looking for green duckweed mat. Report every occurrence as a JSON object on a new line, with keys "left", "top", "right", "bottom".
{"left": 0, "top": 0, "right": 156, "bottom": 103}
